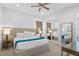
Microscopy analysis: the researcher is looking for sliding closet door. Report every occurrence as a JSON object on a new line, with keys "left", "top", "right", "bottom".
{"left": 36, "top": 21, "right": 43, "bottom": 34}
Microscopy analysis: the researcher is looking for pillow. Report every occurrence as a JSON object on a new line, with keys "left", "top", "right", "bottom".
{"left": 35, "top": 33, "right": 44, "bottom": 37}
{"left": 16, "top": 33, "right": 25, "bottom": 38}
{"left": 24, "top": 31, "right": 35, "bottom": 38}
{"left": 35, "top": 34, "right": 40, "bottom": 37}
{"left": 16, "top": 32, "right": 35, "bottom": 38}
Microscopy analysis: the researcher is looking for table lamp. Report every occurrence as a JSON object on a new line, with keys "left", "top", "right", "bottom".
{"left": 48, "top": 30, "right": 52, "bottom": 35}
{"left": 49, "top": 30, "right": 52, "bottom": 33}
{"left": 3, "top": 29, "right": 11, "bottom": 41}
{"left": 39, "top": 30, "right": 42, "bottom": 37}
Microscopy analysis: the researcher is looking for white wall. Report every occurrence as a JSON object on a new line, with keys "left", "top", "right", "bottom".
{"left": 0, "top": 5, "right": 2, "bottom": 50}
{"left": 2, "top": 7, "right": 37, "bottom": 28}
{"left": 0, "top": 5, "right": 2, "bottom": 26}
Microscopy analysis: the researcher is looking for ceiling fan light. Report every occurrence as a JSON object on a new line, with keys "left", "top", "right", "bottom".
{"left": 16, "top": 4, "right": 20, "bottom": 7}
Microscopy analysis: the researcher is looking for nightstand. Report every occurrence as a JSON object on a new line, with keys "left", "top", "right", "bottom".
{"left": 3, "top": 40, "right": 13, "bottom": 49}
{"left": 47, "top": 36, "right": 54, "bottom": 40}
{"left": 47, "top": 36, "right": 51, "bottom": 40}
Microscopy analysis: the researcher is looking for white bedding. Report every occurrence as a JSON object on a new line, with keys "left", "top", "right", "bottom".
{"left": 14, "top": 38, "right": 49, "bottom": 51}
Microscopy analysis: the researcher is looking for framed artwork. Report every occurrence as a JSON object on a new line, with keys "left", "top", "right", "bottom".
{"left": 36, "top": 21, "right": 43, "bottom": 34}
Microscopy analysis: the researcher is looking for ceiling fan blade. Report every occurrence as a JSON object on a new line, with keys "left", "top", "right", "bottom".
{"left": 30, "top": 5, "right": 39, "bottom": 7}
{"left": 38, "top": 3, "right": 41, "bottom": 6}
{"left": 43, "top": 6, "right": 50, "bottom": 10}
{"left": 42, "top": 3, "right": 50, "bottom": 5}
{"left": 39, "top": 7, "right": 41, "bottom": 11}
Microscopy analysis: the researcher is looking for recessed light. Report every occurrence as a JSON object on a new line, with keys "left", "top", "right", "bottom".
{"left": 16, "top": 4, "right": 20, "bottom": 7}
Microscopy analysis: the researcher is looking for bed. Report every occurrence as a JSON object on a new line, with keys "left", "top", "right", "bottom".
{"left": 0, "top": 36, "right": 2, "bottom": 50}
{"left": 13, "top": 32, "right": 49, "bottom": 56}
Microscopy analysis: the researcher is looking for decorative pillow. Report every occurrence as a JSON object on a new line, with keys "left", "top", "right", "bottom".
{"left": 35, "top": 33, "right": 45, "bottom": 37}
{"left": 35, "top": 34, "right": 40, "bottom": 37}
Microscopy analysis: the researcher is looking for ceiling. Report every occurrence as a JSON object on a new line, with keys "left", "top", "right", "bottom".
{"left": 0, "top": 3, "right": 78, "bottom": 18}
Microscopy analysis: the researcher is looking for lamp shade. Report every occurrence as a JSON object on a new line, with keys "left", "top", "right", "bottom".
{"left": 49, "top": 30, "right": 52, "bottom": 33}
{"left": 39, "top": 31, "right": 42, "bottom": 34}
{"left": 3, "top": 29, "right": 11, "bottom": 35}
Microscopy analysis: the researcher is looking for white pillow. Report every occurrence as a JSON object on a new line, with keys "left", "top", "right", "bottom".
{"left": 16, "top": 33, "right": 25, "bottom": 38}
{"left": 16, "top": 32, "right": 35, "bottom": 38}
{"left": 24, "top": 32, "right": 35, "bottom": 38}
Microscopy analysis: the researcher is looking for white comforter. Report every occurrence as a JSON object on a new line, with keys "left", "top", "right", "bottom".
{"left": 14, "top": 37, "right": 49, "bottom": 51}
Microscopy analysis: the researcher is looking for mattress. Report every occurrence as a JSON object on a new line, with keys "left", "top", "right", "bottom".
{"left": 15, "top": 38, "right": 49, "bottom": 51}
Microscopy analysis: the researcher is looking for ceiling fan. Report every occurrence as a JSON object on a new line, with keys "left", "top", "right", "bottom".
{"left": 30, "top": 3, "right": 50, "bottom": 11}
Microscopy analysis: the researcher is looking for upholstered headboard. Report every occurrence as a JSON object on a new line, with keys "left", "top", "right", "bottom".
{"left": 2, "top": 27, "right": 36, "bottom": 40}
